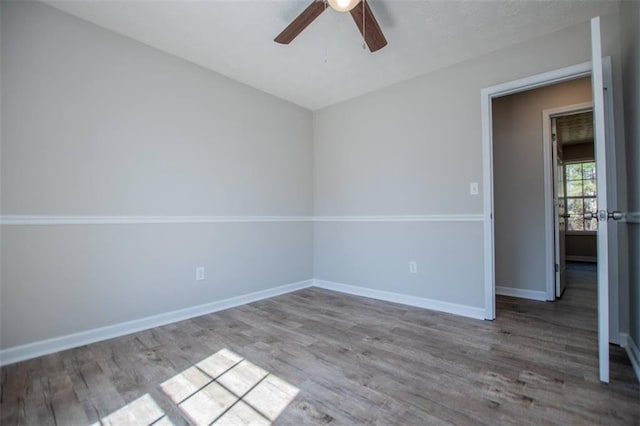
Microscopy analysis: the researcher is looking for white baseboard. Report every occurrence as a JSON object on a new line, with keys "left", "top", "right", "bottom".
{"left": 496, "top": 286, "right": 548, "bottom": 301}
{"left": 620, "top": 333, "right": 640, "bottom": 382}
{"left": 0, "top": 279, "right": 313, "bottom": 367}
{"left": 313, "top": 279, "right": 485, "bottom": 320}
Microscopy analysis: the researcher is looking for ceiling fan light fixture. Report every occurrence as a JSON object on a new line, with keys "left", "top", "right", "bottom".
{"left": 327, "top": 0, "right": 360, "bottom": 13}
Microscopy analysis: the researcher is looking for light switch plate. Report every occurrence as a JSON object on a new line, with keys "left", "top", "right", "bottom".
{"left": 196, "top": 266, "right": 205, "bottom": 281}
{"left": 470, "top": 182, "right": 479, "bottom": 195}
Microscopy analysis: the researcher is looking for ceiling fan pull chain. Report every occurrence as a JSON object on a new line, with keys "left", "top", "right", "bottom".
{"left": 362, "top": 0, "right": 366, "bottom": 50}
{"left": 325, "top": 0, "right": 329, "bottom": 62}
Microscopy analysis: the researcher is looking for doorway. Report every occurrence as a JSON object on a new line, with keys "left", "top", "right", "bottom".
{"left": 480, "top": 33, "right": 622, "bottom": 383}
{"left": 490, "top": 78, "right": 593, "bottom": 305}
{"left": 547, "top": 106, "right": 596, "bottom": 300}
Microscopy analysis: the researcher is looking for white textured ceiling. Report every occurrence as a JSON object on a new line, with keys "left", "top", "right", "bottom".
{"left": 45, "top": 0, "right": 619, "bottom": 110}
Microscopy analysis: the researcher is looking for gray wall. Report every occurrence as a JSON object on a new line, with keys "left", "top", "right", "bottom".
{"left": 620, "top": 0, "right": 640, "bottom": 348}
{"left": 0, "top": 2, "right": 313, "bottom": 349}
{"left": 313, "top": 14, "right": 625, "bottom": 310}
{"left": 492, "top": 78, "right": 592, "bottom": 292}
{"left": 1, "top": 1, "right": 633, "bottom": 353}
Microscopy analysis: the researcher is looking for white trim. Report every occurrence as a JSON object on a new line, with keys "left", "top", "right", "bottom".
{"left": 620, "top": 333, "right": 640, "bottom": 382}
{"left": 0, "top": 215, "right": 314, "bottom": 225}
{"left": 627, "top": 212, "right": 640, "bottom": 224}
{"left": 0, "top": 279, "right": 314, "bottom": 367}
{"left": 552, "top": 114, "right": 561, "bottom": 299}
{"left": 313, "top": 214, "right": 483, "bottom": 222}
{"left": 481, "top": 85, "right": 496, "bottom": 321}
{"left": 602, "top": 56, "right": 620, "bottom": 347}
{"left": 592, "top": 17, "right": 610, "bottom": 382}
{"left": 314, "top": 279, "right": 486, "bottom": 320}
{"left": 495, "top": 286, "right": 548, "bottom": 301}
{"left": 481, "top": 62, "right": 592, "bottom": 99}
{"left": 1, "top": 277, "right": 491, "bottom": 366}
{"left": 0, "top": 214, "right": 484, "bottom": 226}
{"left": 481, "top": 60, "right": 592, "bottom": 321}
{"left": 542, "top": 101, "right": 594, "bottom": 301}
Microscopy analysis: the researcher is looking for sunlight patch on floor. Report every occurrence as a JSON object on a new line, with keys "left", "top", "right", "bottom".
{"left": 160, "top": 366, "right": 211, "bottom": 404}
{"left": 164, "top": 348, "right": 299, "bottom": 425}
{"left": 91, "top": 348, "right": 298, "bottom": 425}
{"left": 196, "top": 348, "right": 243, "bottom": 378}
{"left": 242, "top": 374, "right": 300, "bottom": 421}
{"left": 92, "top": 394, "right": 166, "bottom": 426}
{"left": 179, "top": 381, "right": 237, "bottom": 425}
{"left": 215, "top": 400, "right": 270, "bottom": 426}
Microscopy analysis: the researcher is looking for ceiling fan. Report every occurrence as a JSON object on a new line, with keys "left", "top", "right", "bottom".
{"left": 275, "top": 0, "right": 388, "bottom": 52}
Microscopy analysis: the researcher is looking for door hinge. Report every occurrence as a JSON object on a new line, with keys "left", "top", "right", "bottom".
{"left": 555, "top": 263, "right": 559, "bottom": 273}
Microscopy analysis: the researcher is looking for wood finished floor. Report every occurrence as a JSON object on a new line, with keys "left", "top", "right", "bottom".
{"left": 1, "top": 264, "right": 639, "bottom": 425}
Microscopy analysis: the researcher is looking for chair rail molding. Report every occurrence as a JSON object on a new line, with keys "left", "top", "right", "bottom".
{"left": 0, "top": 214, "right": 484, "bottom": 225}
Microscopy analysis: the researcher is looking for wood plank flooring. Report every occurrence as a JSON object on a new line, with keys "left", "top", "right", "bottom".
{"left": 1, "top": 264, "right": 638, "bottom": 425}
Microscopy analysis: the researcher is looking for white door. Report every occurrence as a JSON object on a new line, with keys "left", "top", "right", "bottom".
{"left": 552, "top": 118, "right": 567, "bottom": 297}
{"left": 591, "top": 16, "right": 623, "bottom": 384}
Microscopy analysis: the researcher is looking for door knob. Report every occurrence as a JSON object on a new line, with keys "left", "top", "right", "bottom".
{"left": 607, "top": 211, "right": 623, "bottom": 221}
{"left": 584, "top": 211, "right": 624, "bottom": 221}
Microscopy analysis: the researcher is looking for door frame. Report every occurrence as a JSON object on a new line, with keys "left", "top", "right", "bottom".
{"left": 542, "top": 102, "right": 594, "bottom": 301}
{"left": 481, "top": 57, "right": 618, "bottom": 332}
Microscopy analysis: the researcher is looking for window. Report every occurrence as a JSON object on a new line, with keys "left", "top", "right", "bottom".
{"left": 564, "top": 161, "right": 597, "bottom": 231}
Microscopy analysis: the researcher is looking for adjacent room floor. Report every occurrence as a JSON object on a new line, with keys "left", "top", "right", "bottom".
{"left": 1, "top": 266, "right": 638, "bottom": 425}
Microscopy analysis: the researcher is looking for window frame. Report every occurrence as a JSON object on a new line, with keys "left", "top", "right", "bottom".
{"left": 563, "top": 159, "right": 597, "bottom": 233}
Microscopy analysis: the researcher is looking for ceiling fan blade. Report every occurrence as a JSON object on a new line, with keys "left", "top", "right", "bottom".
{"left": 275, "top": 1, "right": 327, "bottom": 44}
{"left": 350, "top": 1, "right": 387, "bottom": 52}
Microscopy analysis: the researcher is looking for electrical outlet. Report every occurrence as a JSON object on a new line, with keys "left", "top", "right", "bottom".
{"left": 470, "top": 182, "right": 479, "bottom": 195}
{"left": 195, "top": 266, "right": 205, "bottom": 281}
{"left": 409, "top": 261, "right": 418, "bottom": 274}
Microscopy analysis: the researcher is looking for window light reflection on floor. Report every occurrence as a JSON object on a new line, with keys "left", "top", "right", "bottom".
{"left": 91, "top": 348, "right": 299, "bottom": 425}
{"left": 91, "top": 394, "right": 166, "bottom": 426}
{"left": 170, "top": 349, "right": 298, "bottom": 425}
{"left": 165, "top": 348, "right": 299, "bottom": 425}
